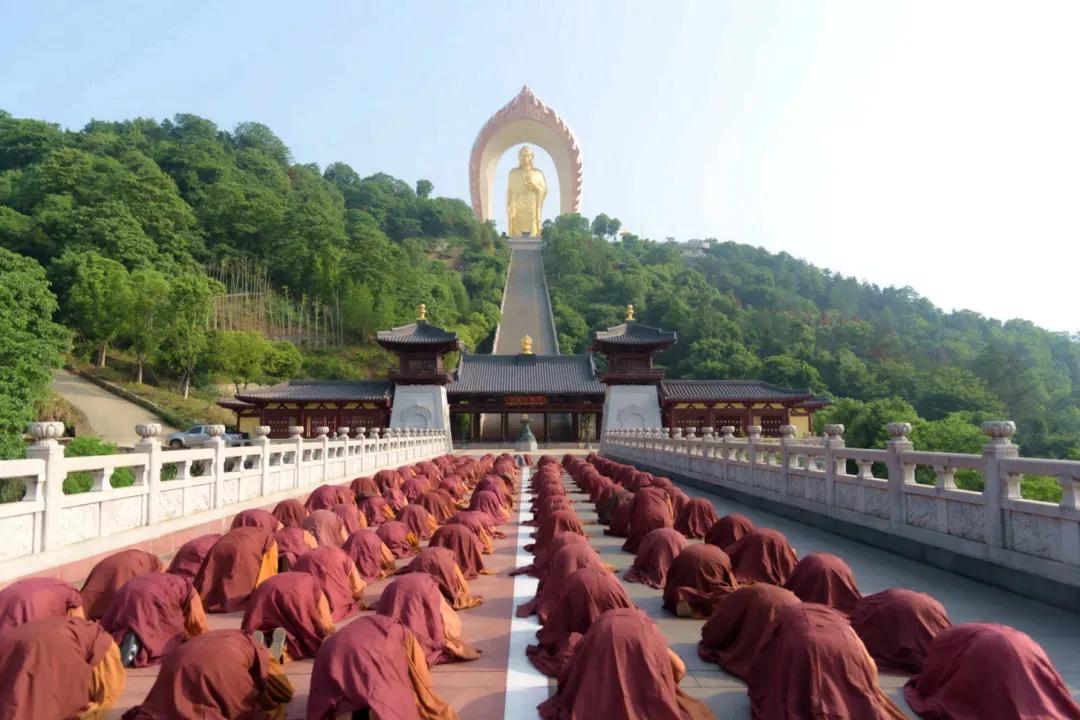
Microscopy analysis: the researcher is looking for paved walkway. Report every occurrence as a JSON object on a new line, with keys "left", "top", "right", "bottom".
{"left": 494, "top": 240, "right": 558, "bottom": 355}
{"left": 51, "top": 369, "right": 178, "bottom": 445}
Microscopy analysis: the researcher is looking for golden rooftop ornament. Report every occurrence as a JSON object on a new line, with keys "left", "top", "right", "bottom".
{"left": 521, "top": 335, "right": 534, "bottom": 354}
{"left": 626, "top": 304, "right": 635, "bottom": 321}
{"left": 418, "top": 303, "right": 427, "bottom": 321}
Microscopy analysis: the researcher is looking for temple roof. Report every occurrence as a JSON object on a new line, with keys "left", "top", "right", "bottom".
{"left": 375, "top": 321, "right": 461, "bottom": 348}
{"left": 593, "top": 321, "right": 678, "bottom": 347}
{"left": 662, "top": 379, "right": 815, "bottom": 403}
{"left": 235, "top": 380, "right": 393, "bottom": 403}
{"left": 449, "top": 353, "right": 604, "bottom": 395}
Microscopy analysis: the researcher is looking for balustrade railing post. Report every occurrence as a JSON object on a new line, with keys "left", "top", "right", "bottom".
{"left": 26, "top": 422, "right": 66, "bottom": 551}
{"left": 252, "top": 426, "right": 271, "bottom": 496}
{"left": 207, "top": 425, "right": 226, "bottom": 508}
{"left": 885, "top": 422, "right": 914, "bottom": 524}
{"left": 779, "top": 425, "right": 795, "bottom": 496}
{"left": 337, "top": 428, "right": 351, "bottom": 476}
{"left": 135, "top": 423, "right": 163, "bottom": 524}
{"left": 823, "top": 424, "right": 845, "bottom": 506}
{"left": 290, "top": 426, "right": 305, "bottom": 487}
{"left": 981, "top": 421, "right": 1018, "bottom": 549}
{"left": 316, "top": 426, "right": 330, "bottom": 482}
{"left": 747, "top": 425, "right": 762, "bottom": 491}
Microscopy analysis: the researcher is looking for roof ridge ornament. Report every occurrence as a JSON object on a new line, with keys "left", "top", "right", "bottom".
{"left": 418, "top": 303, "right": 427, "bottom": 321}
{"left": 626, "top": 304, "right": 635, "bottom": 321}
{"left": 521, "top": 335, "right": 534, "bottom": 354}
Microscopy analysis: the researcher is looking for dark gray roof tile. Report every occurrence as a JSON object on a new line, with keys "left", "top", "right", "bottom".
{"left": 235, "top": 380, "right": 393, "bottom": 403}
{"left": 662, "top": 379, "right": 813, "bottom": 402}
{"left": 449, "top": 354, "right": 604, "bottom": 395}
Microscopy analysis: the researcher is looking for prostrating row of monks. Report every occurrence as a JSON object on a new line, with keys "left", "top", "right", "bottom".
{"left": 531, "top": 452, "right": 1079, "bottom": 720}
{"left": 0, "top": 453, "right": 523, "bottom": 720}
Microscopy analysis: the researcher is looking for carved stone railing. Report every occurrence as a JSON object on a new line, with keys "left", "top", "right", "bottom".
{"left": 0, "top": 423, "right": 450, "bottom": 581}
{"left": 603, "top": 421, "right": 1080, "bottom": 590}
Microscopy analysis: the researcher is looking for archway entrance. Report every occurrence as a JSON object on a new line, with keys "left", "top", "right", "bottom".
{"left": 469, "top": 85, "right": 583, "bottom": 225}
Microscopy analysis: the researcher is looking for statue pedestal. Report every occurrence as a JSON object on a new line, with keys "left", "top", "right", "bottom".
{"left": 515, "top": 418, "right": 539, "bottom": 452}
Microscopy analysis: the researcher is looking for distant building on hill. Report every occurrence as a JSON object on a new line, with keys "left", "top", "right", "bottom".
{"left": 664, "top": 237, "right": 716, "bottom": 258}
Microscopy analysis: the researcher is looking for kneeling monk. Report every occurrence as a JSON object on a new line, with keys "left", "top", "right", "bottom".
{"left": 0, "top": 616, "right": 125, "bottom": 720}
{"left": 307, "top": 615, "right": 458, "bottom": 720}
{"left": 375, "top": 574, "right": 481, "bottom": 666}
{"left": 0, "top": 576, "right": 84, "bottom": 632}
{"left": 81, "top": 548, "right": 163, "bottom": 620}
{"left": 122, "top": 630, "right": 293, "bottom": 719}
{"left": 100, "top": 572, "right": 209, "bottom": 667}
{"left": 195, "top": 526, "right": 278, "bottom": 613}
{"left": 242, "top": 572, "right": 335, "bottom": 662}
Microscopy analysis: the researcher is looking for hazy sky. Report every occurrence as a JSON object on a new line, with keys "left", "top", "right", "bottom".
{"left": 2, "top": 1, "right": 1078, "bottom": 331}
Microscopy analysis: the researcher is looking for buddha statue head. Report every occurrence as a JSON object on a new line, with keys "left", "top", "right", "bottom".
{"left": 518, "top": 145, "right": 534, "bottom": 169}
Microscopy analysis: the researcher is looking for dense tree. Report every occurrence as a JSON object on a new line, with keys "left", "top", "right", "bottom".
{"left": 210, "top": 330, "right": 274, "bottom": 389}
{"left": 123, "top": 267, "right": 169, "bottom": 384}
{"left": 159, "top": 274, "right": 218, "bottom": 398}
{"left": 52, "top": 251, "right": 131, "bottom": 367}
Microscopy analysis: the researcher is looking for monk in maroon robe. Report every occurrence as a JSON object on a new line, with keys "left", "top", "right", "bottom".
{"left": 242, "top": 572, "right": 335, "bottom": 661}
{"left": 302, "top": 508, "right": 348, "bottom": 548}
{"left": 375, "top": 574, "right": 480, "bottom": 666}
{"left": 421, "top": 489, "right": 458, "bottom": 523}
{"left": 527, "top": 565, "right": 635, "bottom": 677}
{"left": 306, "top": 615, "right": 458, "bottom": 720}
{"left": 621, "top": 488, "right": 674, "bottom": 553}
{"left": 662, "top": 543, "right": 739, "bottom": 618}
{"left": 272, "top": 498, "right": 308, "bottom": 528}
{"left": 100, "top": 572, "right": 209, "bottom": 667}
{"left": 703, "top": 513, "right": 753, "bottom": 551}
{"left": 342, "top": 529, "right": 398, "bottom": 580}
{"left": 358, "top": 494, "right": 395, "bottom": 526}
{"left": 429, "top": 523, "right": 489, "bottom": 578}
{"left": 0, "top": 616, "right": 125, "bottom": 720}
{"left": 518, "top": 541, "right": 607, "bottom": 621}
{"left": 399, "top": 546, "right": 484, "bottom": 610}
{"left": 527, "top": 510, "right": 585, "bottom": 555}
{"left": 850, "top": 587, "right": 950, "bottom": 674}
{"left": 378, "top": 519, "right": 421, "bottom": 558}
{"left": 331, "top": 501, "right": 367, "bottom": 534}
{"left": 747, "top": 604, "right": 906, "bottom": 719}
{"left": 383, "top": 486, "right": 408, "bottom": 513}
{"left": 81, "top": 548, "right": 163, "bottom": 620}
{"left": 166, "top": 533, "right": 220, "bottom": 579}
{"left": 294, "top": 546, "right": 367, "bottom": 621}
{"left": 511, "top": 532, "right": 590, "bottom": 578}
{"left": 904, "top": 623, "right": 1080, "bottom": 719}
{"left": 122, "top": 630, "right": 293, "bottom": 719}
{"left": 0, "top": 576, "right": 84, "bottom": 631}
{"left": 697, "top": 583, "right": 800, "bottom": 680}
{"left": 195, "top": 526, "right": 277, "bottom": 613}
{"left": 538, "top": 607, "right": 714, "bottom": 720}
{"left": 350, "top": 475, "right": 379, "bottom": 498}
{"left": 275, "top": 526, "right": 318, "bottom": 569}
{"left": 306, "top": 483, "right": 352, "bottom": 511}
{"left": 673, "top": 497, "right": 719, "bottom": 540}
{"left": 374, "top": 468, "right": 403, "bottom": 491}
{"left": 727, "top": 527, "right": 798, "bottom": 585}
{"left": 467, "top": 489, "right": 509, "bottom": 523}
{"left": 398, "top": 503, "right": 439, "bottom": 540}
{"left": 231, "top": 508, "right": 282, "bottom": 533}
{"left": 784, "top": 552, "right": 861, "bottom": 616}
{"left": 623, "top": 527, "right": 688, "bottom": 588}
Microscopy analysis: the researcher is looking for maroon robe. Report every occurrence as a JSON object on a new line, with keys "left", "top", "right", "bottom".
{"left": 526, "top": 510, "right": 585, "bottom": 555}
{"left": 398, "top": 546, "right": 482, "bottom": 610}
{"left": 537, "top": 608, "right": 713, "bottom": 720}
{"left": 331, "top": 502, "right": 365, "bottom": 534}
{"left": 374, "top": 469, "right": 403, "bottom": 491}
{"left": 302, "top": 509, "right": 346, "bottom": 548}
{"left": 517, "top": 541, "right": 604, "bottom": 621}
{"left": 0, "top": 577, "right": 83, "bottom": 632}
{"left": 275, "top": 527, "right": 313, "bottom": 568}
{"left": 623, "top": 527, "right": 688, "bottom": 589}
{"left": 851, "top": 588, "right": 950, "bottom": 674}
{"left": 306, "top": 616, "right": 427, "bottom": 720}
{"left": 374, "top": 574, "right": 479, "bottom": 666}
{"left": 467, "top": 490, "right": 507, "bottom": 522}
{"left": 195, "top": 526, "right": 274, "bottom": 613}
{"left": 167, "top": 533, "right": 221, "bottom": 579}
{"left": 231, "top": 508, "right": 280, "bottom": 533}
{"left": 350, "top": 475, "right": 380, "bottom": 498}
{"left": 526, "top": 566, "right": 635, "bottom": 677}
{"left": 621, "top": 489, "right": 674, "bottom": 553}
{"left": 703, "top": 513, "right": 754, "bottom": 551}
{"left": 748, "top": 604, "right": 906, "bottom": 719}
{"left": 420, "top": 490, "right": 457, "bottom": 523}
{"left": 783, "top": 552, "right": 861, "bottom": 616}
{"left": 697, "top": 583, "right": 801, "bottom": 680}
{"left": 662, "top": 543, "right": 738, "bottom": 618}
{"left": 378, "top": 520, "right": 419, "bottom": 559}
{"left": 272, "top": 498, "right": 308, "bottom": 529}
{"left": 242, "top": 572, "right": 329, "bottom": 660}
{"left": 904, "top": 623, "right": 1080, "bottom": 719}
{"left": 511, "top": 532, "right": 590, "bottom": 579}
{"left": 383, "top": 487, "right": 408, "bottom": 513}
{"left": 81, "top": 548, "right": 163, "bottom": 620}
{"left": 100, "top": 572, "right": 195, "bottom": 666}
{"left": 447, "top": 510, "right": 502, "bottom": 540}
{"left": 398, "top": 503, "right": 437, "bottom": 540}
{"left": 673, "top": 497, "right": 719, "bottom": 540}
{"left": 727, "top": 527, "right": 798, "bottom": 585}
{"left": 0, "top": 616, "right": 115, "bottom": 719}
{"left": 294, "top": 546, "right": 363, "bottom": 621}
{"left": 122, "top": 630, "right": 290, "bottom": 719}
{"left": 306, "top": 483, "right": 348, "bottom": 511}
{"left": 343, "top": 529, "right": 396, "bottom": 580}
{"left": 429, "top": 524, "right": 487, "bottom": 579}
{"left": 358, "top": 495, "right": 394, "bottom": 526}
{"left": 403, "top": 475, "right": 432, "bottom": 503}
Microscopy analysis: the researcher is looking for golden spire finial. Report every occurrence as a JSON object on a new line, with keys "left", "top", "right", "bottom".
{"left": 626, "top": 304, "right": 635, "bottom": 321}
{"left": 521, "top": 335, "right": 534, "bottom": 354}
{"left": 418, "top": 303, "right": 427, "bottom": 321}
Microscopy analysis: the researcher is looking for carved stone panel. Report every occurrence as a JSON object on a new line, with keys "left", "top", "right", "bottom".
{"left": 807, "top": 476, "right": 827, "bottom": 504}
{"left": 159, "top": 488, "right": 183, "bottom": 520}
{"left": 185, "top": 485, "right": 212, "bottom": 515}
{"left": 864, "top": 488, "right": 891, "bottom": 519}
{"left": 905, "top": 495, "right": 938, "bottom": 530}
{"left": 1009, "top": 512, "right": 1061, "bottom": 561}
{"left": 835, "top": 482, "right": 858, "bottom": 511}
{"left": 0, "top": 514, "right": 35, "bottom": 561}
{"left": 62, "top": 504, "right": 100, "bottom": 545}
{"left": 239, "top": 475, "right": 260, "bottom": 501}
{"left": 947, "top": 500, "right": 985, "bottom": 542}
{"left": 222, "top": 478, "right": 240, "bottom": 506}
{"left": 788, "top": 475, "right": 805, "bottom": 499}
{"left": 101, "top": 497, "right": 143, "bottom": 535}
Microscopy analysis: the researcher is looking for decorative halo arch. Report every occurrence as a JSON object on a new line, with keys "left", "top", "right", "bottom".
{"left": 469, "top": 85, "right": 583, "bottom": 226}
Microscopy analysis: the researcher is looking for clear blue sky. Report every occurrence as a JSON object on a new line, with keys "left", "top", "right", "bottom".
{"left": 2, "top": 1, "right": 1078, "bottom": 331}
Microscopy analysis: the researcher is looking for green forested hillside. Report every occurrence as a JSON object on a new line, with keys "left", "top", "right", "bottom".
{"left": 0, "top": 110, "right": 507, "bottom": 456}
{"left": 543, "top": 213, "right": 1080, "bottom": 467}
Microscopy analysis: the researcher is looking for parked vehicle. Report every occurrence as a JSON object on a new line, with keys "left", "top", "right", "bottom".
{"left": 166, "top": 425, "right": 248, "bottom": 449}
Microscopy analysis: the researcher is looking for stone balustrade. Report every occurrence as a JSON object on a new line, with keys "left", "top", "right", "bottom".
{"left": 603, "top": 421, "right": 1080, "bottom": 603}
{"left": 0, "top": 422, "right": 451, "bottom": 582}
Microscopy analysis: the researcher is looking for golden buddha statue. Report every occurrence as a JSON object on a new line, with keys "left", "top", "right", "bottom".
{"left": 506, "top": 146, "right": 546, "bottom": 237}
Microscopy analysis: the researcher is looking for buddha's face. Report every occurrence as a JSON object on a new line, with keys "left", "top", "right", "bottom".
{"left": 518, "top": 146, "right": 534, "bottom": 168}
